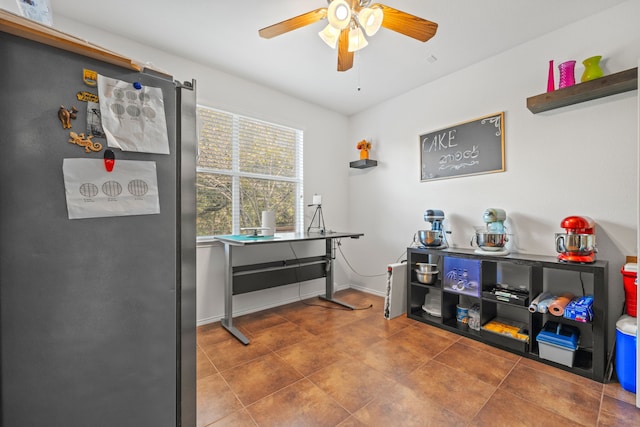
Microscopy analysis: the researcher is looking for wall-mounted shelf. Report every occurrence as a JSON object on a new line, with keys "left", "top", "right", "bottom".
{"left": 350, "top": 159, "right": 377, "bottom": 169}
{"left": 526, "top": 67, "right": 637, "bottom": 113}
{"left": 0, "top": 9, "right": 142, "bottom": 72}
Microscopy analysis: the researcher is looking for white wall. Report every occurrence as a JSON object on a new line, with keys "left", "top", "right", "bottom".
{"left": 345, "top": 1, "right": 639, "bottom": 347}
{"left": 3, "top": 1, "right": 637, "bottom": 332}
{"left": 16, "top": 10, "right": 356, "bottom": 325}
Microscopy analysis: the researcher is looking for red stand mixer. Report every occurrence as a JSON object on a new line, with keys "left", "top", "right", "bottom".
{"left": 555, "top": 216, "right": 597, "bottom": 263}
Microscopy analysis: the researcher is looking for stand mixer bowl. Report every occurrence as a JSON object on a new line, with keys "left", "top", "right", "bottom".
{"left": 418, "top": 230, "right": 443, "bottom": 247}
{"left": 473, "top": 232, "right": 508, "bottom": 251}
{"left": 555, "top": 233, "right": 596, "bottom": 254}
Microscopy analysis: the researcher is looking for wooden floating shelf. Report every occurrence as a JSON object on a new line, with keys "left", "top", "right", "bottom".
{"left": 349, "top": 159, "right": 377, "bottom": 169}
{"left": 526, "top": 67, "right": 638, "bottom": 114}
{"left": 0, "top": 9, "right": 146, "bottom": 72}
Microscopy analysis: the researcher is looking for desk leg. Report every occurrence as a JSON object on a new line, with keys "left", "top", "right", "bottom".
{"left": 318, "top": 238, "right": 355, "bottom": 310}
{"left": 220, "top": 244, "right": 250, "bottom": 345}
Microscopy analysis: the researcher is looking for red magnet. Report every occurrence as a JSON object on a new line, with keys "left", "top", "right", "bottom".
{"left": 104, "top": 149, "right": 115, "bottom": 172}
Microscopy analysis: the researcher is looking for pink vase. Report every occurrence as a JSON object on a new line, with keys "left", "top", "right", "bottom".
{"left": 547, "top": 60, "right": 555, "bottom": 92}
{"left": 558, "top": 60, "right": 576, "bottom": 88}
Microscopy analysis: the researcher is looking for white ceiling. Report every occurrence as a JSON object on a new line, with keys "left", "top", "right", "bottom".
{"left": 52, "top": 0, "right": 627, "bottom": 116}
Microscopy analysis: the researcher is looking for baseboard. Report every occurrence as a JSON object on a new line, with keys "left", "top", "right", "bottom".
{"left": 349, "top": 283, "right": 386, "bottom": 298}
{"left": 197, "top": 283, "right": 354, "bottom": 327}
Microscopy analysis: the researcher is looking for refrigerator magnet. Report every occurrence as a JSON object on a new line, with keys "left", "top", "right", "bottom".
{"left": 68, "top": 131, "right": 102, "bottom": 153}
{"left": 57, "top": 105, "right": 78, "bottom": 129}
{"left": 104, "top": 149, "right": 115, "bottom": 172}
{"left": 83, "top": 68, "right": 98, "bottom": 87}
{"left": 76, "top": 91, "right": 99, "bottom": 103}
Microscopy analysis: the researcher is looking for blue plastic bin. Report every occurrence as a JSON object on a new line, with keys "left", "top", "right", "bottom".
{"left": 616, "top": 315, "right": 637, "bottom": 393}
{"left": 536, "top": 321, "right": 580, "bottom": 367}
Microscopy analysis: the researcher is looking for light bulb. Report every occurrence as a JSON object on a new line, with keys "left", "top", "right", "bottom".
{"left": 318, "top": 24, "right": 340, "bottom": 49}
{"left": 327, "top": 0, "right": 352, "bottom": 30}
{"left": 358, "top": 6, "right": 383, "bottom": 37}
{"left": 348, "top": 26, "right": 368, "bottom": 52}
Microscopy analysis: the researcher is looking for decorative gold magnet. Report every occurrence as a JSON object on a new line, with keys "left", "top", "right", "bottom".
{"left": 83, "top": 68, "right": 98, "bottom": 87}
{"left": 69, "top": 131, "right": 103, "bottom": 153}
{"left": 58, "top": 105, "right": 78, "bottom": 129}
{"left": 76, "top": 91, "right": 99, "bottom": 103}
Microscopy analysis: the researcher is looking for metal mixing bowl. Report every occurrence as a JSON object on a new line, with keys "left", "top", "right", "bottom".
{"left": 418, "top": 230, "right": 442, "bottom": 247}
{"left": 416, "top": 263, "right": 438, "bottom": 273}
{"left": 555, "top": 233, "right": 596, "bottom": 254}
{"left": 415, "top": 269, "right": 439, "bottom": 284}
{"left": 473, "top": 232, "right": 508, "bottom": 251}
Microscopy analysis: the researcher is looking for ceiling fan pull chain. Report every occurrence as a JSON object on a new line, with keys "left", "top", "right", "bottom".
{"left": 356, "top": 51, "right": 361, "bottom": 91}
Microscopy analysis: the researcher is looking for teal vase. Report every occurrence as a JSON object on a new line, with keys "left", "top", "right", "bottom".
{"left": 581, "top": 55, "right": 603, "bottom": 82}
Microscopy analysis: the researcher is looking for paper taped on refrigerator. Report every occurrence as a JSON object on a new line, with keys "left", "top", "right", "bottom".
{"left": 63, "top": 158, "right": 160, "bottom": 219}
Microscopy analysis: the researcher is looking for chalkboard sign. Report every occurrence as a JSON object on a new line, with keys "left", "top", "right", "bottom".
{"left": 420, "top": 112, "right": 505, "bottom": 181}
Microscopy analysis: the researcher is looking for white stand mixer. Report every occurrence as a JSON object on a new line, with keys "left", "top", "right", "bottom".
{"left": 471, "top": 208, "right": 510, "bottom": 256}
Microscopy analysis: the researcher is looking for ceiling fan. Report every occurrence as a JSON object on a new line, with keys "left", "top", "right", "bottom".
{"left": 258, "top": 0, "right": 438, "bottom": 72}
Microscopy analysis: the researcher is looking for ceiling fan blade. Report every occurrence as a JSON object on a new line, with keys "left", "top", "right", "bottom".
{"left": 337, "top": 28, "right": 353, "bottom": 72}
{"left": 258, "top": 8, "right": 327, "bottom": 39}
{"left": 377, "top": 4, "right": 438, "bottom": 42}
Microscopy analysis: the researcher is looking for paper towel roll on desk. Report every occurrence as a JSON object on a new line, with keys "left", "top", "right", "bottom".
{"left": 261, "top": 210, "right": 275, "bottom": 236}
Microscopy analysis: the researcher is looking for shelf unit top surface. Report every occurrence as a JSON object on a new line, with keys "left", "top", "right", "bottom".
{"left": 409, "top": 247, "right": 608, "bottom": 271}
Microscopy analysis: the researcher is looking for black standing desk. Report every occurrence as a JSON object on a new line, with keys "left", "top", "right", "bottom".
{"left": 214, "top": 231, "right": 364, "bottom": 344}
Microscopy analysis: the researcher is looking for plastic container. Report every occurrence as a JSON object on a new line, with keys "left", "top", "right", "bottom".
{"left": 615, "top": 315, "right": 637, "bottom": 393}
{"left": 468, "top": 305, "right": 481, "bottom": 331}
{"left": 422, "top": 290, "right": 442, "bottom": 318}
{"left": 536, "top": 321, "right": 580, "bottom": 367}
{"left": 456, "top": 305, "right": 469, "bottom": 324}
{"left": 621, "top": 263, "right": 637, "bottom": 317}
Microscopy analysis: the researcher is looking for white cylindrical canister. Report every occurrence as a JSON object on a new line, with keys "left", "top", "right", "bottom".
{"left": 261, "top": 210, "right": 275, "bottom": 236}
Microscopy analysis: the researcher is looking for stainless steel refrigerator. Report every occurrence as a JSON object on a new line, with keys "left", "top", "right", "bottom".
{"left": 0, "top": 23, "right": 196, "bottom": 427}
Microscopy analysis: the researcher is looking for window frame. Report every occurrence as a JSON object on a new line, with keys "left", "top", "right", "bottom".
{"left": 196, "top": 106, "right": 304, "bottom": 240}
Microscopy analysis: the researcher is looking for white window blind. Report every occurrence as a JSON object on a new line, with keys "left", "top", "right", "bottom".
{"left": 196, "top": 106, "right": 303, "bottom": 237}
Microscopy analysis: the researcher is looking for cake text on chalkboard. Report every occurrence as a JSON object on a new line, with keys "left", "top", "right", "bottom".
{"left": 420, "top": 112, "right": 505, "bottom": 181}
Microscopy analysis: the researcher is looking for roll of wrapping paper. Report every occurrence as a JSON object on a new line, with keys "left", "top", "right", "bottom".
{"left": 529, "top": 291, "right": 553, "bottom": 313}
{"left": 537, "top": 297, "right": 555, "bottom": 314}
{"left": 549, "top": 293, "right": 575, "bottom": 316}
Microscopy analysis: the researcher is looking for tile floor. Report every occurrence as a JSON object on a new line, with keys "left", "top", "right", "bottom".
{"left": 197, "top": 289, "right": 639, "bottom": 426}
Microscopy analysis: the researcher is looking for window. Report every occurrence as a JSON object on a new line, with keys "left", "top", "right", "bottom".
{"left": 196, "top": 106, "right": 304, "bottom": 238}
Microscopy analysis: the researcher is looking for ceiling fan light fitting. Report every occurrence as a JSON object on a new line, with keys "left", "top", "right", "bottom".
{"left": 319, "top": 24, "right": 340, "bottom": 49}
{"left": 348, "top": 26, "right": 368, "bottom": 52}
{"left": 327, "top": 0, "right": 352, "bottom": 29}
{"left": 358, "top": 6, "right": 383, "bottom": 36}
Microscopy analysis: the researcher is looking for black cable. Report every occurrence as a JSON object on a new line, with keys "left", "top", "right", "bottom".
{"left": 335, "top": 239, "right": 386, "bottom": 278}
{"left": 288, "top": 242, "right": 372, "bottom": 311}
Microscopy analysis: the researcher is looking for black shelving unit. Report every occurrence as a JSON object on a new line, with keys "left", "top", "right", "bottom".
{"left": 407, "top": 247, "right": 609, "bottom": 382}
